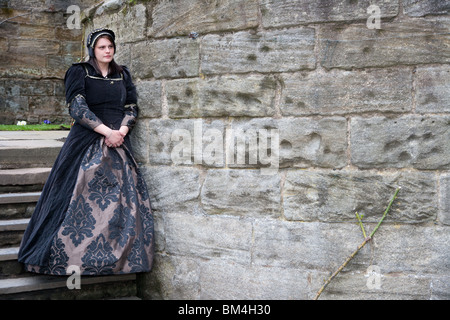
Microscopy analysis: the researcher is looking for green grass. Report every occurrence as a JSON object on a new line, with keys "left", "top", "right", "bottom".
{"left": 0, "top": 124, "right": 71, "bottom": 131}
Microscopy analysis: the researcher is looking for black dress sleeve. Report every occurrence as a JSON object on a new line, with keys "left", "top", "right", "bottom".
{"left": 64, "top": 64, "right": 104, "bottom": 130}
{"left": 120, "top": 66, "right": 138, "bottom": 130}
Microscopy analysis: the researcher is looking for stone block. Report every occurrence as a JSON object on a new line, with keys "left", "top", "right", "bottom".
{"left": 230, "top": 117, "right": 347, "bottom": 169}
{"left": 145, "top": 119, "right": 225, "bottom": 166}
{"left": 0, "top": 38, "right": 8, "bottom": 55}
{"left": 0, "top": 20, "right": 18, "bottom": 39}
{"left": 54, "top": 81, "right": 65, "bottom": 97}
{"left": 201, "top": 169, "right": 281, "bottom": 218}
{"left": 31, "top": 9, "right": 67, "bottom": 27}
{"left": 95, "top": 0, "right": 124, "bottom": 15}
{"left": 320, "top": 18, "right": 450, "bottom": 69}
{"left": 47, "top": 55, "right": 78, "bottom": 76}
{"left": 138, "top": 254, "right": 201, "bottom": 300}
{"left": 0, "top": 8, "right": 32, "bottom": 25}
{"left": 148, "top": 0, "right": 259, "bottom": 38}
{"left": 3, "top": 96, "right": 28, "bottom": 115}
{"left": 371, "top": 224, "right": 450, "bottom": 274}
{"left": 318, "top": 271, "right": 432, "bottom": 300}
{"left": 163, "top": 212, "right": 253, "bottom": 264}
{"left": 91, "top": 3, "right": 147, "bottom": 44}
{"left": 403, "top": 0, "right": 450, "bottom": 17}
{"left": 28, "top": 96, "right": 64, "bottom": 116}
{"left": 253, "top": 220, "right": 450, "bottom": 274}
{"left": 253, "top": 220, "right": 370, "bottom": 271}
{"left": 415, "top": 64, "right": 450, "bottom": 114}
{"left": 9, "top": 39, "right": 60, "bottom": 56}
{"left": 141, "top": 166, "right": 201, "bottom": 213}
{"left": 4, "top": 79, "right": 55, "bottom": 96}
{"left": 129, "top": 120, "right": 150, "bottom": 164}
{"left": 60, "top": 41, "right": 82, "bottom": 56}
{"left": 201, "top": 28, "right": 315, "bottom": 75}
{"left": 283, "top": 169, "right": 438, "bottom": 223}
{"left": 166, "top": 75, "right": 277, "bottom": 118}
{"left": 114, "top": 43, "right": 131, "bottom": 68}
{"left": 19, "top": 24, "right": 56, "bottom": 39}
{"left": 0, "top": 52, "right": 47, "bottom": 69}
{"left": 54, "top": 26, "right": 82, "bottom": 41}
{"left": 439, "top": 173, "right": 450, "bottom": 225}
{"left": 131, "top": 38, "right": 199, "bottom": 79}
{"left": 431, "top": 276, "right": 450, "bottom": 300}
{"left": 350, "top": 116, "right": 450, "bottom": 169}
{"left": 198, "top": 259, "right": 316, "bottom": 299}
{"left": 281, "top": 68, "right": 412, "bottom": 116}
{"left": 135, "top": 80, "right": 162, "bottom": 118}
{"left": 260, "top": 0, "right": 399, "bottom": 28}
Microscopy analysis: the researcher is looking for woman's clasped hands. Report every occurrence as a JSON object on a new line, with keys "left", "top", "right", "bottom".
{"left": 105, "top": 130, "right": 123, "bottom": 148}
{"left": 105, "top": 127, "right": 128, "bottom": 148}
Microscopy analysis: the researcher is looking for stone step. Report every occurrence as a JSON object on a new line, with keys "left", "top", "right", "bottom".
{"left": 0, "top": 144, "right": 62, "bottom": 169}
{"left": 0, "top": 273, "right": 137, "bottom": 299}
{"left": 0, "top": 192, "right": 41, "bottom": 221}
{"left": 0, "top": 168, "right": 51, "bottom": 193}
{"left": 0, "top": 247, "right": 19, "bottom": 261}
{"left": 0, "top": 247, "right": 24, "bottom": 279}
{"left": 0, "top": 202, "right": 35, "bottom": 221}
{"left": 0, "top": 131, "right": 68, "bottom": 169}
{"left": 0, "top": 246, "right": 137, "bottom": 299}
{"left": 0, "top": 219, "right": 30, "bottom": 248}
{"left": 0, "top": 219, "right": 30, "bottom": 232}
{"left": 0, "top": 248, "right": 138, "bottom": 299}
{"left": 0, "top": 192, "right": 41, "bottom": 205}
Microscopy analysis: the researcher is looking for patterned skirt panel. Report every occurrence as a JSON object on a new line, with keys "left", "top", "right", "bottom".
{"left": 25, "top": 138, "right": 154, "bottom": 275}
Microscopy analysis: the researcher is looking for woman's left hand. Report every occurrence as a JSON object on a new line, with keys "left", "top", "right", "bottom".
{"left": 119, "top": 126, "right": 129, "bottom": 137}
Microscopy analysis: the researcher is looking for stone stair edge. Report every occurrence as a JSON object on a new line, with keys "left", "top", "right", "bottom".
{"left": 0, "top": 168, "right": 51, "bottom": 186}
{"left": 0, "top": 218, "right": 30, "bottom": 232}
{"left": 0, "top": 273, "right": 136, "bottom": 295}
{"left": 0, "top": 247, "right": 20, "bottom": 261}
{"left": 0, "top": 131, "right": 67, "bottom": 170}
{"left": 0, "top": 131, "right": 69, "bottom": 141}
{"left": 0, "top": 193, "right": 41, "bottom": 205}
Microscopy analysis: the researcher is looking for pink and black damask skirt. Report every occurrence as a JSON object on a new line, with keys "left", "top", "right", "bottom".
{"left": 18, "top": 125, "right": 154, "bottom": 275}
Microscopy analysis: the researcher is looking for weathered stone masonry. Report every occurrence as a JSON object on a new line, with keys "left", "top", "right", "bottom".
{"left": 0, "top": 0, "right": 100, "bottom": 124}
{"left": 3, "top": 0, "right": 450, "bottom": 299}
{"left": 87, "top": 0, "right": 449, "bottom": 300}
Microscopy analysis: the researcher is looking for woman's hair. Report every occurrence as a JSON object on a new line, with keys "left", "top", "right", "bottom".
{"left": 87, "top": 34, "right": 123, "bottom": 76}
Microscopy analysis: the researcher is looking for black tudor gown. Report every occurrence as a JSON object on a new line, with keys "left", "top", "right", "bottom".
{"left": 18, "top": 62, "right": 154, "bottom": 275}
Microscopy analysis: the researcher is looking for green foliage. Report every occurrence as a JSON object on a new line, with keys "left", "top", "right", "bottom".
{"left": 0, "top": 124, "right": 71, "bottom": 131}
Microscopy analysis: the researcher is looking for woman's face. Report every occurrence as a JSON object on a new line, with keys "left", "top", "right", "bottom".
{"left": 94, "top": 36, "right": 114, "bottom": 65}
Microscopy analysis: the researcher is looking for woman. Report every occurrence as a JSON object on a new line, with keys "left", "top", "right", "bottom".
{"left": 18, "top": 28, "right": 154, "bottom": 275}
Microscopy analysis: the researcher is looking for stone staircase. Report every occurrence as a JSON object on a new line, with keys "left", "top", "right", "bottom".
{"left": 0, "top": 131, "right": 138, "bottom": 299}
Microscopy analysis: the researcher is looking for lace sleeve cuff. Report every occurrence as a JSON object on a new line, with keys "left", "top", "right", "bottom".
{"left": 120, "top": 103, "right": 138, "bottom": 129}
{"left": 69, "top": 94, "right": 103, "bottom": 130}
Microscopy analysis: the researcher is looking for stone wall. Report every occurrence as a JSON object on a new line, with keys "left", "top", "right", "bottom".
{"left": 38, "top": 0, "right": 450, "bottom": 299}
{"left": 0, "top": 0, "right": 97, "bottom": 124}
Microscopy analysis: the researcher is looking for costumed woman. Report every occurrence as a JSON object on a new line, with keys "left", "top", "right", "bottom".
{"left": 18, "top": 28, "right": 154, "bottom": 275}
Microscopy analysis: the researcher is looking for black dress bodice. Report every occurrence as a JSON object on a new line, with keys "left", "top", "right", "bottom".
{"left": 64, "top": 62, "right": 138, "bottom": 131}
{"left": 83, "top": 66, "right": 127, "bottom": 129}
